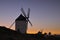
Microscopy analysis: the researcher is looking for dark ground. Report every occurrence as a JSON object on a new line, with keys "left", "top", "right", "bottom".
{"left": 0, "top": 26, "right": 60, "bottom": 40}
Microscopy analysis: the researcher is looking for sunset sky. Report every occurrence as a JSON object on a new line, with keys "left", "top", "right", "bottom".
{"left": 0, "top": 0, "right": 60, "bottom": 34}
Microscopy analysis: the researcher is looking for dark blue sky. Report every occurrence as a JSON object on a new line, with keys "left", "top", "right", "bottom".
{"left": 0, "top": 0, "right": 60, "bottom": 34}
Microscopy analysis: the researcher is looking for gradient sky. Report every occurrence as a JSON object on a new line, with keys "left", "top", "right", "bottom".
{"left": 0, "top": 0, "right": 60, "bottom": 34}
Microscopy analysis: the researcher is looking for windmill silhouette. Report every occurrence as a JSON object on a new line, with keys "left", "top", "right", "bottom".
{"left": 9, "top": 8, "right": 32, "bottom": 34}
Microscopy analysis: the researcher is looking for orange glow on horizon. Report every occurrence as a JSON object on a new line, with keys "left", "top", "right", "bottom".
{"left": 27, "top": 28, "right": 60, "bottom": 34}
{"left": 0, "top": 23, "right": 60, "bottom": 35}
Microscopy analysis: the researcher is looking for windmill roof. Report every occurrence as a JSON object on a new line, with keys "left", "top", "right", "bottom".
{"left": 15, "top": 14, "right": 26, "bottom": 21}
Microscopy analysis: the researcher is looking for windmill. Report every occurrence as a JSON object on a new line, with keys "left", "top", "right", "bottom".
{"left": 9, "top": 8, "right": 32, "bottom": 34}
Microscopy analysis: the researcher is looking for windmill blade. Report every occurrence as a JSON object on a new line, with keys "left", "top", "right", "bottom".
{"left": 27, "top": 8, "right": 30, "bottom": 18}
{"left": 21, "top": 8, "right": 26, "bottom": 17}
{"left": 9, "top": 22, "right": 15, "bottom": 28}
{"left": 27, "top": 19, "right": 32, "bottom": 26}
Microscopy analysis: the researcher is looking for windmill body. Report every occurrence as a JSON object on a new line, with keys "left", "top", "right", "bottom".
{"left": 15, "top": 14, "right": 28, "bottom": 34}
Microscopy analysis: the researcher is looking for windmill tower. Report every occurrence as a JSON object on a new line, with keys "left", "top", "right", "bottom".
{"left": 10, "top": 8, "right": 32, "bottom": 34}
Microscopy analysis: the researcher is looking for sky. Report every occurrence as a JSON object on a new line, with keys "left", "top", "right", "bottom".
{"left": 0, "top": 0, "right": 60, "bottom": 34}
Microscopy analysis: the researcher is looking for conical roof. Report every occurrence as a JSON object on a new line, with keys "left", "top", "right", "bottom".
{"left": 15, "top": 14, "right": 26, "bottom": 21}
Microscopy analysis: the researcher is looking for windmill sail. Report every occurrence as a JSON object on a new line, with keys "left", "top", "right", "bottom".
{"left": 27, "top": 8, "right": 30, "bottom": 18}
